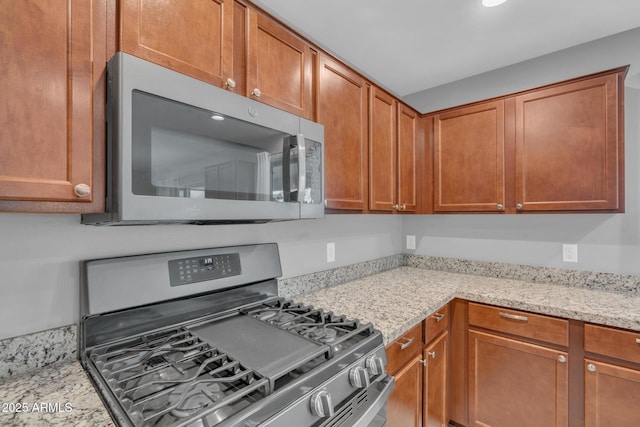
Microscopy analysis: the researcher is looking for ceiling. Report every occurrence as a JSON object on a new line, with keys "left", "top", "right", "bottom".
{"left": 251, "top": 0, "right": 640, "bottom": 98}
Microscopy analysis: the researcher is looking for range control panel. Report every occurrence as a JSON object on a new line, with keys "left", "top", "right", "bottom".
{"left": 168, "top": 253, "right": 241, "bottom": 287}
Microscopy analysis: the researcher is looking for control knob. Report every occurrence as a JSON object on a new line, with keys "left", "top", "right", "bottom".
{"left": 365, "top": 355, "right": 385, "bottom": 376}
{"left": 310, "top": 390, "right": 334, "bottom": 417}
{"left": 349, "top": 366, "right": 370, "bottom": 389}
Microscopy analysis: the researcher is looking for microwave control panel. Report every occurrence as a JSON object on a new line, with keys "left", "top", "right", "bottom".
{"left": 168, "top": 253, "right": 241, "bottom": 287}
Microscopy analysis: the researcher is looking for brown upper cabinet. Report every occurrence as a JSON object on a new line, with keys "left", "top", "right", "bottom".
{"left": 317, "top": 54, "right": 370, "bottom": 211}
{"left": 369, "top": 90, "right": 419, "bottom": 213}
{"left": 245, "top": 10, "right": 314, "bottom": 119}
{"left": 0, "top": 0, "right": 107, "bottom": 213}
{"left": 433, "top": 67, "right": 626, "bottom": 213}
{"left": 120, "top": 0, "right": 234, "bottom": 89}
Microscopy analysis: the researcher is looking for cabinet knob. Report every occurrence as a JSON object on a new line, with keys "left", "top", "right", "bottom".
{"left": 74, "top": 183, "right": 91, "bottom": 198}
{"left": 497, "top": 204, "right": 504, "bottom": 210}
{"left": 557, "top": 355, "right": 567, "bottom": 363}
{"left": 401, "top": 204, "right": 406, "bottom": 210}
{"left": 225, "top": 77, "right": 236, "bottom": 89}
{"left": 393, "top": 204, "right": 400, "bottom": 210}
{"left": 428, "top": 350, "right": 437, "bottom": 359}
{"left": 251, "top": 88, "right": 262, "bottom": 98}
{"left": 516, "top": 203, "right": 523, "bottom": 210}
{"left": 587, "top": 363, "right": 597, "bottom": 372}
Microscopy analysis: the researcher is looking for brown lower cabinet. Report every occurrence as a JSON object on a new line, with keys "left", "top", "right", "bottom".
{"left": 468, "top": 330, "right": 568, "bottom": 427}
{"left": 388, "top": 301, "right": 640, "bottom": 427}
{"left": 387, "top": 306, "right": 449, "bottom": 427}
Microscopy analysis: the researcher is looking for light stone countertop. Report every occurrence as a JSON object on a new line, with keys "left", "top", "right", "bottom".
{"left": 292, "top": 267, "right": 640, "bottom": 346}
{"left": 2, "top": 265, "right": 639, "bottom": 426}
{"left": 0, "top": 360, "right": 113, "bottom": 427}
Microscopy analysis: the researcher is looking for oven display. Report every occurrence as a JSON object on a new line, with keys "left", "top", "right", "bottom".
{"left": 168, "top": 253, "right": 241, "bottom": 286}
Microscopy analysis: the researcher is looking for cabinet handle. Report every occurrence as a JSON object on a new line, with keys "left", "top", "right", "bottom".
{"left": 74, "top": 183, "right": 91, "bottom": 198}
{"left": 516, "top": 203, "right": 523, "bottom": 210}
{"left": 400, "top": 204, "right": 406, "bottom": 210}
{"left": 497, "top": 204, "right": 504, "bottom": 210}
{"left": 252, "top": 88, "right": 262, "bottom": 98}
{"left": 428, "top": 350, "right": 436, "bottom": 359}
{"left": 420, "top": 358, "right": 428, "bottom": 367}
{"left": 393, "top": 204, "right": 400, "bottom": 210}
{"left": 499, "top": 312, "right": 528, "bottom": 322}
{"left": 557, "top": 355, "right": 567, "bottom": 363}
{"left": 432, "top": 312, "right": 446, "bottom": 322}
{"left": 636, "top": 338, "right": 640, "bottom": 345}
{"left": 396, "top": 336, "right": 415, "bottom": 350}
{"left": 587, "top": 363, "right": 597, "bottom": 372}
{"left": 225, "top": 77, "right": 236, "bottom": 89}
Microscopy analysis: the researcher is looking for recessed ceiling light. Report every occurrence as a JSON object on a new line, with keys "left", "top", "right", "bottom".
{"left": 482, "top": 0, "right": 508, "bottom": 7}
{"left": 210, "top": 113, "right": 225, "bottom": 121}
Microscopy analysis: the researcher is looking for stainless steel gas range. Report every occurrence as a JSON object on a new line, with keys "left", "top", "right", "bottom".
{"left": 79, "top": 243, "right": 393, "bottom": 426}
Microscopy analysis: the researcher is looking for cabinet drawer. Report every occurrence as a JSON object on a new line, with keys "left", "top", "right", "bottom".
{"left": 385, "top": 322, "right": 424, "bottom": 375}
{"left": 585, "top": 324, "right": 640, "bottom": 364}
{"left": 468, "top": 303, "right": 568, "bottom": 347}
{"left": 425, "top": 304, "right": 449, "bottom": 344}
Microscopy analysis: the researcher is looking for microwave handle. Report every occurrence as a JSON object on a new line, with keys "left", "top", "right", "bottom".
{"left": 296, "top": 134, "right": 306, "bottom": 203}
{"left": 283, "top": 135, "right": 306, "bottom": 203}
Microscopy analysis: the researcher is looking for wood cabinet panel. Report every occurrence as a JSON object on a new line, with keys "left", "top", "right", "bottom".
{"left": 369, "top": 88, "right": 397, "bottom": 211}
{"left": 0, "top": 0, "right": 106, "bottom": 211}
{"left": 434, "top": 101, "right": 505, "bottom": 212}
{"left": 388, "top": 354, "right": 423, "bottom": 427}
{"left": 424, "top": 332, "right": 448, "bottom": 427}
{"left": 246, "top": 11, "right": 313, "bottom": 118}
{"left": 398, "top": 104, "right": 419, "bottom": 212}
{"left": 469, "top": 330, "right": 568, "bottom": 427}
{"left": 584, "top": 323, "right": 640, "bottom": 365}
{"left": 120, "top": 0, "right": 233, "bottom": 87}
{"left": 515, "top": 73, "right": 624, "bottom": 211}
{"left": 469, "top": 302, "right": 569, "bottom": 347}
{"left": 386, "top": 322, "right": 424, "bottom": 375}
{"left": 584, "top": 359, "right": 640, "bottom": 427}
{"left": 317, "top": 55, "right": 369, "bottom": 210}
{"left": 425, "top": 304, "right": 449, "bottom": 344}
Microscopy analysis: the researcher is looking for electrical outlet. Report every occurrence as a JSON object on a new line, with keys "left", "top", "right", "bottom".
{"left": 562, "top": 244, "right": 578, "bottom": 263}
{"left": 406, "top": 235, "right": 416, "bottom": 250}
{"left": 327, "top": 242, "right": 335, "bottom": 263}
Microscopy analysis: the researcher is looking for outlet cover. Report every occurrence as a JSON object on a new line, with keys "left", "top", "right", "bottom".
{"left": 327, "top": 242, "right": 335, "bottom": 263}
{"left": 562, "top": 244, "right": 578, "bottom": 263}
{"left": 406, "top": 235, "right": 416, "bottom": 250}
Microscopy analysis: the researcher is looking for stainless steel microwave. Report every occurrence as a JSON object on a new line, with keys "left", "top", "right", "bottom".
{"left": 83, "top": 53, "right": 324, "bottom": 225}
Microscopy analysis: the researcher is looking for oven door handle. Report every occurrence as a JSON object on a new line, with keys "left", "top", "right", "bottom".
{"left": 351, "top": 375, "right": 395, "bottom": 427}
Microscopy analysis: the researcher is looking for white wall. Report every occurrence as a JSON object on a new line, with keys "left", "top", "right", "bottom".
{"left": 0, "top": 214, "right": 402, "bottom": 340}
{"left": 403, "top": 29, "right": 640, "bottom": 276}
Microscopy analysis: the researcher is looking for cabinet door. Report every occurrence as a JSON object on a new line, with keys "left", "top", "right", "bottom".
{"left": 369, "top": 87, "right": 397, "bottom": 211}
{"left": 398, "top": 104, "right": 418, "bottom": 212}
{"left": 120, "top": 0, "right": 233, "bottom": 88}
{"left": 434, "top": 101, "right": 506, "bottom": 212}
{"left": 318, "top": 55, "right": 369, "bottom": 210}
{"left": 0, "top": 0, "right": 104, "bottom": 210}
{"left": 246, "top": 11, "right": 313, "bottom": 118}
{"left": 584, "top": 359, "right": 640, "bottom": 427}
{"left": 388, "top": 354, "right": 423, "bottom": 427}
{"left": 424, "top": 332, "right": 448, "bottom": 427}
{"left": 515, "top": 72, "right": 624, "bottom": 211}
{"left": 469, "top": 330, "right": 568, "bottom": 427}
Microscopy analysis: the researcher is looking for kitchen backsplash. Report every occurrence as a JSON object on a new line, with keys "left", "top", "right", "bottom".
{"left": 3, "top": 254, "right": 639, "bottom": 378}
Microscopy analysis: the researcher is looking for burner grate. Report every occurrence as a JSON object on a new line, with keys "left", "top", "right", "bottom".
{"left": 243, "top": 299, "right": 375, "bottom": 355}
{"left": 87, "top": 327, "right": 269, "bottom": 426}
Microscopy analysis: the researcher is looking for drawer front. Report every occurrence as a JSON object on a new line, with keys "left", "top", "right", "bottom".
{"left": 468, "top": 303, "right": 569, "bottom": 347}
{"left": 585, "top": 324, "right": 640, "bottom": 364}
{"left": 425, "top": 304, "right": 449, "bottom": 344}
{"left": 385, "top": 322, "right": 424, "bottom": 375}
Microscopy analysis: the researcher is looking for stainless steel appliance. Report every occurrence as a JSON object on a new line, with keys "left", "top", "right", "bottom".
{"left": 79, "top": 243, "right": 393, "bottom": 426}
{"left": 82, "top": 53, "right": 324, "bottom": 225}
